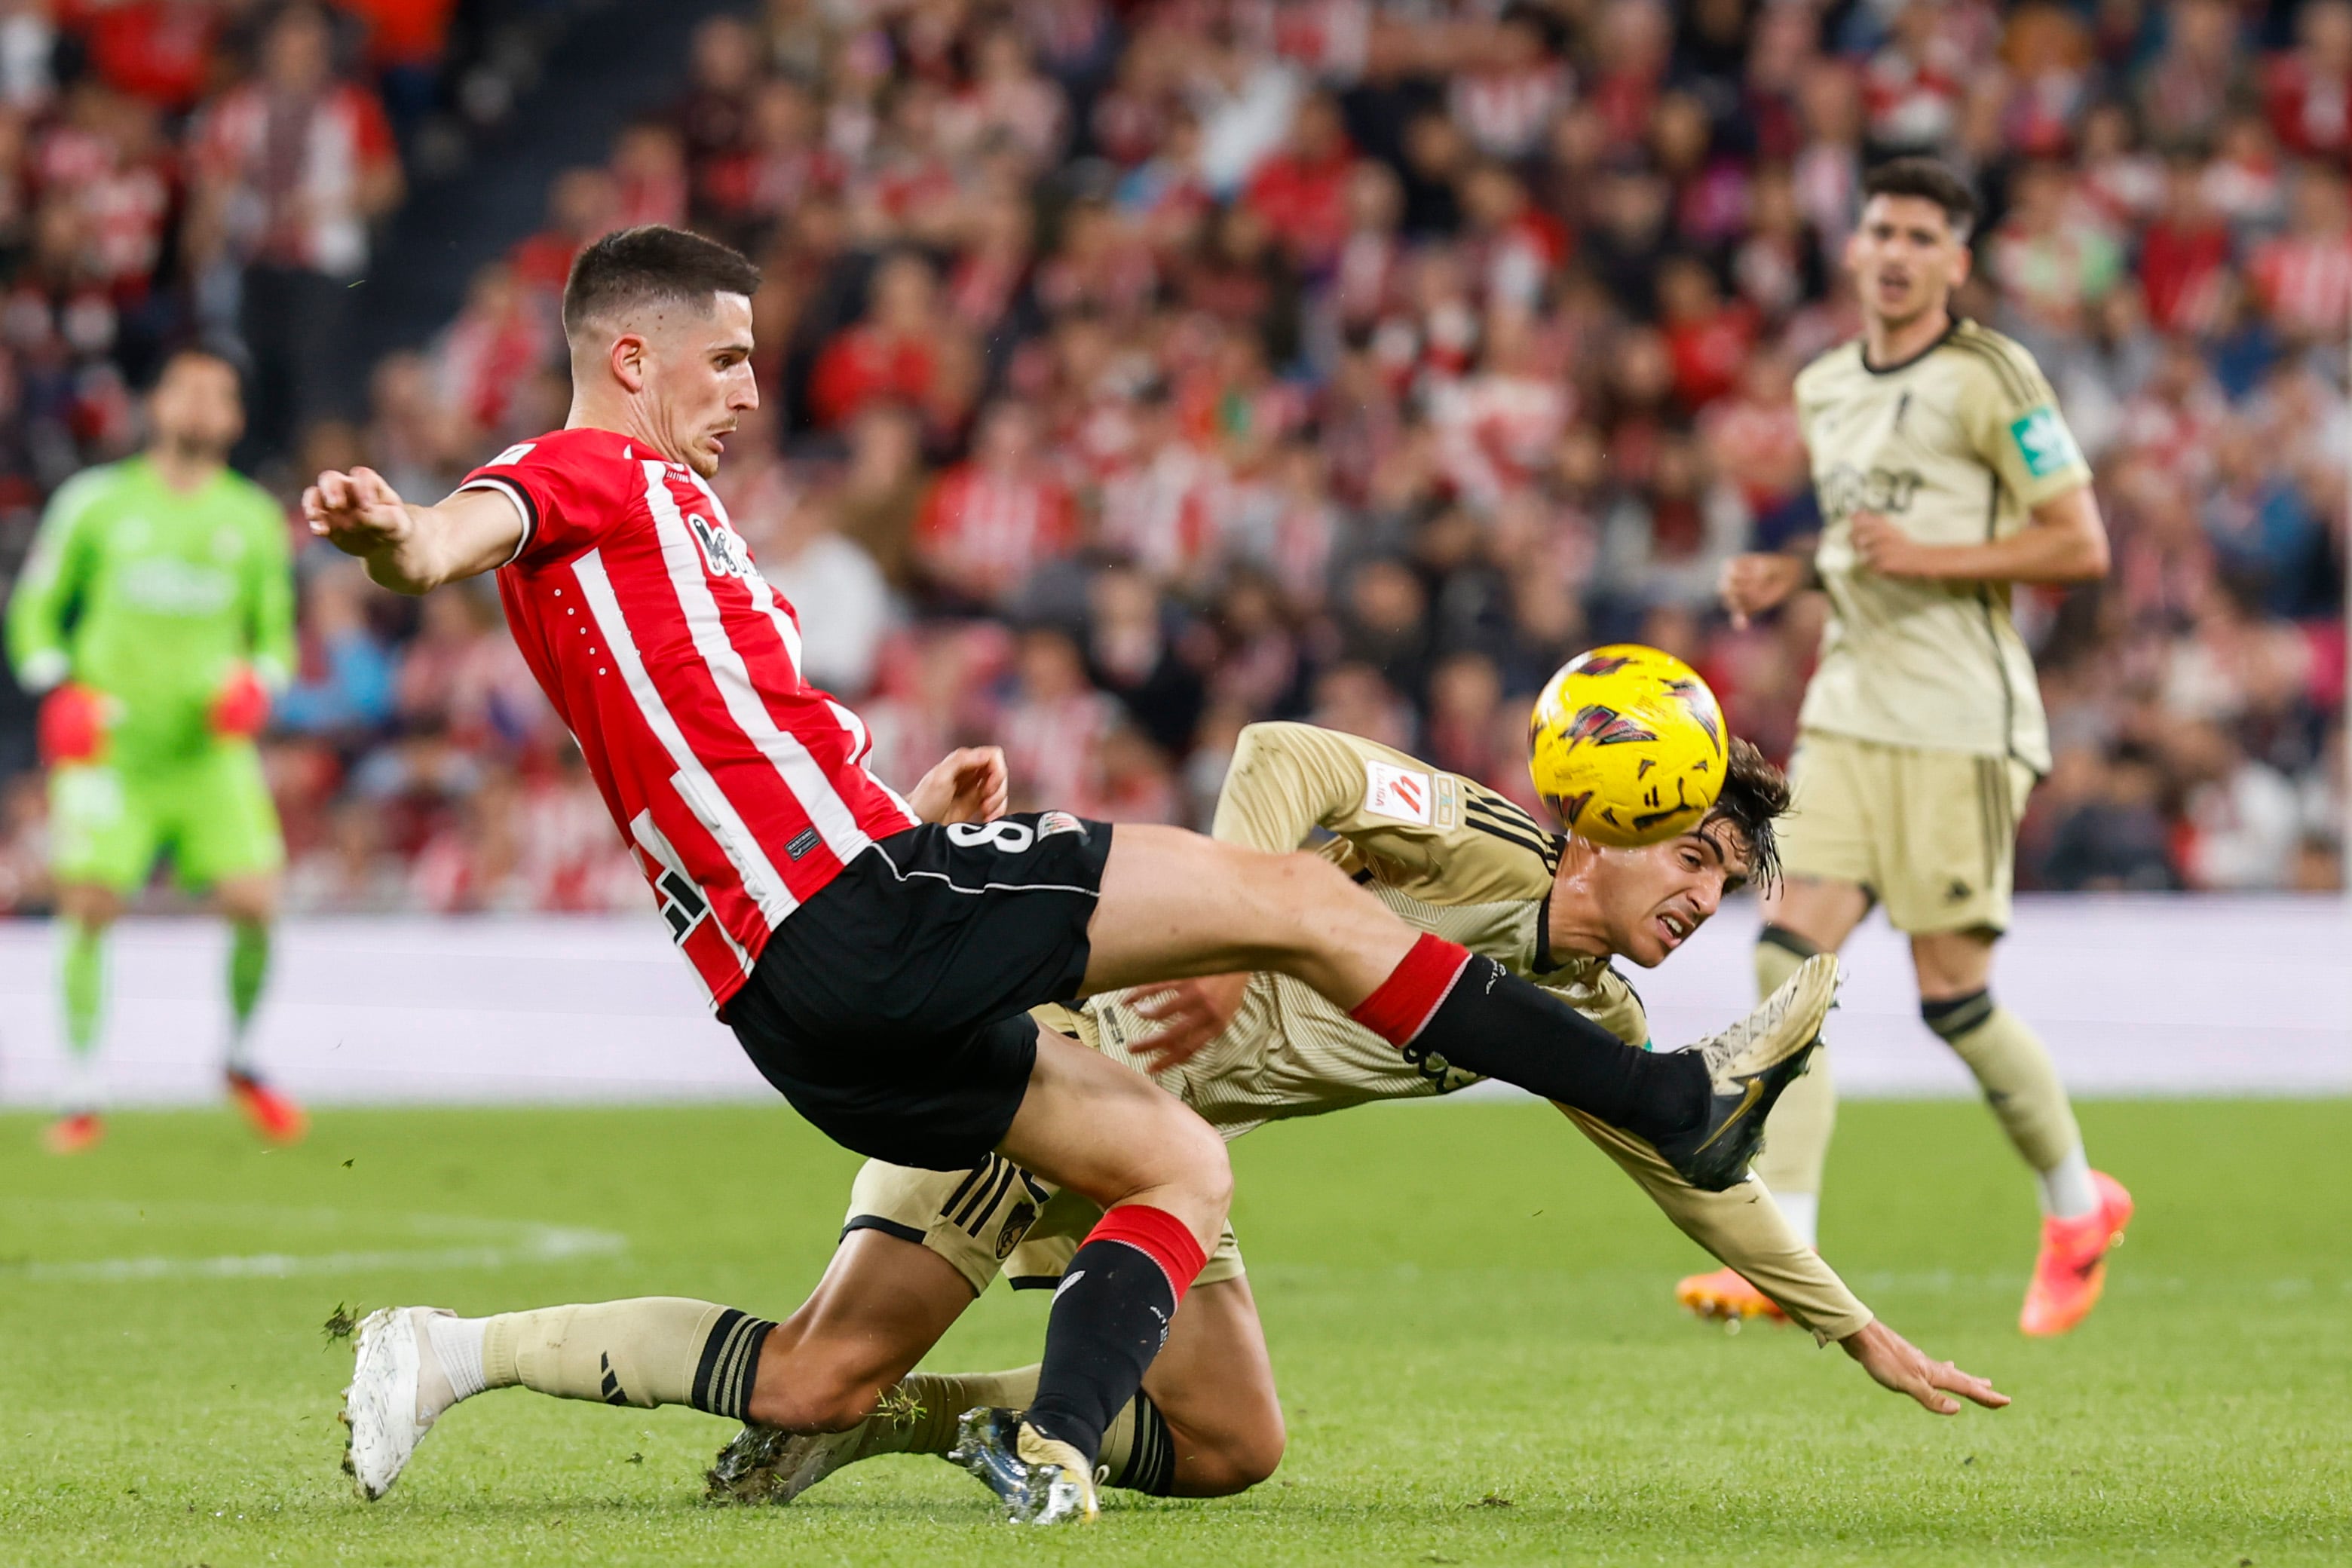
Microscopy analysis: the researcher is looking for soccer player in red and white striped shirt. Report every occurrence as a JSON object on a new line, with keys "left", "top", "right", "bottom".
{"left": 309, "top": 225, "right": 1822, "bottom": 1524}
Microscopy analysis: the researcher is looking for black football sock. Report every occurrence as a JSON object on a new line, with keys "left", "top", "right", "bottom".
{"left": 1021, "top": 1206, "right": 1205, "bottom": 1467}
{"left": 1351, "top": 934, "right": 1707, "bottom": 1144}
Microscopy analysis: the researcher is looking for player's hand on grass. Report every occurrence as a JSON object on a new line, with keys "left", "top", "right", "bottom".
{"left": 303, "top": 467, "right": 414, "bottom": 556}
{"left": 1839, "top": 1319, "right": 2009, "bottom": 1416}
{"left": 1126, "top": 972, "right": 1250, "bottom": 1073}
{"left": 911, "top": 746, "right": 1009, "bottom": 824}
{"left": 1847, "top": 511, "right": 1941, "bottom": 580}
{"left": 1719, "top": 552, "right": 1809, "bottom": 628}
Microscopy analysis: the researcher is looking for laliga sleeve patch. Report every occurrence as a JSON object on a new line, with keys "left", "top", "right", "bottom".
{"left": 1362, "top": 759, "right": 1435, "bottom": 825}
{"left": 2007, "top": 407, "right": 2080, "bottom": 479}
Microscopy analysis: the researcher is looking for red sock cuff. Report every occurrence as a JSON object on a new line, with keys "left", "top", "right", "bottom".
{"left": 1349, "top": 933, "right": 1474, "bottom": 1047}
{"left": 1086, "top": 1204, "right": 1211, "bottom": 1304}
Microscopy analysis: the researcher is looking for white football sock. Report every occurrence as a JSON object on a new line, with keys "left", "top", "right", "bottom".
{"left": 418, "top": 1309, "right": 488, "bottom": 1421}
{"left": 2037, "top": 1147, "right": 2098, "bottom": 1220}
{"left": 1774, "top": 1191, "right": 1820, "bottom": 1251}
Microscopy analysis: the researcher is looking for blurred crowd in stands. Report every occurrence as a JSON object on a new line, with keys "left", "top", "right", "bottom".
{"left": 0, "top": 0, "right": 2344, "bottom": 916}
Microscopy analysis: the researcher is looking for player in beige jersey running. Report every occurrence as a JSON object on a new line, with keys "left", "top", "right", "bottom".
{"left": 327, "top": 718, "right": 2004, "bottom": 1511}
{"left": 1700, "top": 158, "right": 2133, "bottom": 1338}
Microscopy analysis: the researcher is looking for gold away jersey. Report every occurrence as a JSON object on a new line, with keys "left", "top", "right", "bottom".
{"left": 1040, "top": 721, "right": 1871, "bottom": 1340}
{"left": 1794, "top": 318, "right": 2091, "bottom": 773}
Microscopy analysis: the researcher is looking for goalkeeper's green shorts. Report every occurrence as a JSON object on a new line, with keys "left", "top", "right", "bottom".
{"left": 48, "top": 742, "right": 284, "bottom": 893}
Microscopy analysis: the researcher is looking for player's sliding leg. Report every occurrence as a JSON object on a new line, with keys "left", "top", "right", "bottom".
{"left": 948, "top": 1029, "right": 1229, "bottom": 1522}
{"left": 343, "top": 1296, "right": 788, "bottom": 1499}
{"left": 1680, "top": 880, "right": 1866, "bottom": 1319}
{"left": 1083, "top": 825, "right": 1830, "bottom": 1192}
{"left": 1913, "top": 928, "right": 2133, "bottom": 1337}
{"left": 213, "top": 871, "right": 305, "bottom": 1144}
{"left": 44, "top": 884, "right": 119, "bottom": 1153}
{"left": 721, "top": 1274, "right": 1285, "bottom": 1504}
{"left": 346, "top": 1231, "right": 969, "bottom": 1499}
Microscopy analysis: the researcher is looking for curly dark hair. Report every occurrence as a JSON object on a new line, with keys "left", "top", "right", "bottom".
{"left": 1701, "top": 737, "right": 1791, "bottom": 890}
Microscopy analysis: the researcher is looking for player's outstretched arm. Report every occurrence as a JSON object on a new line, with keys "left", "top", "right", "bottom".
{"left": 302, "top": 467, "right": 525, "bottom": 594}
{"left": 1840, "top": 1319, "right": 2008, "bottom": 1415}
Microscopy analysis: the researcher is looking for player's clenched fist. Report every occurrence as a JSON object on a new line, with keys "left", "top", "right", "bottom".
{"left": 303, "top": 467, "right": 412, "bottom": 555}
{"left": 908, "top": 746, "right": 1009, "bottom": 824}
{"left": 1718, "top": 551, "right": 1809, "bottom": 629}
{"left": 37, "top": 682, "right": 110, "bottom": 765}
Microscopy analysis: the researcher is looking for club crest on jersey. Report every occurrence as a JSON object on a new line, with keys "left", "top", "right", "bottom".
{"left": 1363, "top": 759, "right": 1434, "bottom": 824}
{"left": 1036, "top": 810, "right": 1088, "bottom": 840}
{"left": 686, "top": 513, "right": 755, "bottom": 580}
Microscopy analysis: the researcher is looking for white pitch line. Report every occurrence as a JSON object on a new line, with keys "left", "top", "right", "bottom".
{"left": 5, "top": 1227, "right": 623, "bottom": 1283}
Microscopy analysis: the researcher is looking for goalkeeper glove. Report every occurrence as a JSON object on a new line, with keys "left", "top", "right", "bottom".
{"left": 209, "top": 665, "right": 271, "bottom": 739}
{"left": 37, "top": 683, "right": 109, "bottom": 765}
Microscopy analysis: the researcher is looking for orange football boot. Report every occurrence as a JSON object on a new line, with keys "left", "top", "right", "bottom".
{"left": 1676, "top": 1266, "right": 1787, "bottom": 1323}
{"left": 2020, "top": 1171, "right": 2133, "bottom": 1337}
{"left": 228, "top": 1069, "right": 310, "bottom": 1145}
{"left": 42, "top": 1111, "right": 103, "bottom": 1154}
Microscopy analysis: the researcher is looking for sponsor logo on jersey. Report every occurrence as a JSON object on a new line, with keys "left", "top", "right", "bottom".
{"left": 1820, "top": 463, "right": 1924, "bottom": 522}
{"left": 685, "top": 513, "right": 756, "bottom": 580}
{"left": 2009, "top": 406, "right": 2080, "bottom": 479}
{"left": 487, "top": 441, "right": 538, "bottom": 468}
{"left": 1036, "top": 810, "right": 1088, "bottom": 840}
{"left": 118, "top": 558, "right": 235, "bottom": 616}
{"left": 1362, "top": 759, "right": 1434, "bottom": 824}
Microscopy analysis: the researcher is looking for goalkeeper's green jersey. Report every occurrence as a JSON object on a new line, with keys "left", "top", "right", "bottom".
{"left": 5, "top": 457, "right": 295, "bottom": 764}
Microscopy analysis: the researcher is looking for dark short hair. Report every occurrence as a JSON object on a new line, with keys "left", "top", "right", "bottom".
{"left": 1862, "top": 157, "right": 1980, "bottom": 241}
{"left": 562, "top": 224, "right": 761, "bottom": 339}
{"left": 151, "top": 346, "right": 240, "bottom": 390}
{"left": 1702, "top": 737, "right": 1791, "bottom": 890}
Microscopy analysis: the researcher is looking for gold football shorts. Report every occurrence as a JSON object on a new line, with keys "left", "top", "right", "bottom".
{"left": 843, "top": 1156, "right": 1245, "bottom": 1297}
{"left": 1777, "top": 729, "right": 2038, "bottom": 936}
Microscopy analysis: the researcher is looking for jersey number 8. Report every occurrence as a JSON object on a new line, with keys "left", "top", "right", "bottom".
{"left": 948, "top": 819, "right": 1034, "bottom": 853}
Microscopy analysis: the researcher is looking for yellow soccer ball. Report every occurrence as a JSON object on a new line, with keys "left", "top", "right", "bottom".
{"left": 1528, "top": 645, "right": 1727, "bottom": 847}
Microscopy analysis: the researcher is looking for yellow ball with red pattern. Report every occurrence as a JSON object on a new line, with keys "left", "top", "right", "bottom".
{"left": 1527, "top": 645, "right": 1727, "bottom": 847}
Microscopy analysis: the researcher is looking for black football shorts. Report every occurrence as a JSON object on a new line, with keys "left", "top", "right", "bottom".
{"left": 721, "top": 811, "right": 1116, "bottom": 1170}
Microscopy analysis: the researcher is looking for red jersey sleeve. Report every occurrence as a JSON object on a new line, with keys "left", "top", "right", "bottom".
{"left": 457, "top": 431, "right": 635, "bottom": 568}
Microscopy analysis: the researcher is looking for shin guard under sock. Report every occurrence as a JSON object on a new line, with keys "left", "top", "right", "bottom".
{"left": 1349, "top": 934, "right": 1705, "bottom": 1144}
{"left": 1023, "top": 1205, "right": 1206, "bottom": 1466}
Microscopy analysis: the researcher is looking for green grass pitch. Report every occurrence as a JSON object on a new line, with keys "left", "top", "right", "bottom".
{"left": 2, "top": 1098, "right": 2344, "bottom": 1566}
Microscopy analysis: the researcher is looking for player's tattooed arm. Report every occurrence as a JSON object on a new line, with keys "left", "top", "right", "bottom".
{"left": 1850, "top": 485, "right": 2109, "bottom": 585}
{"left": 302, "top": 468, "right": 525, "bottom": 593}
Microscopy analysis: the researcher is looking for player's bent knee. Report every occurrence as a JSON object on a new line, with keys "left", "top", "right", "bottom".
{"left": 1181, "top": 1417, "right": 1286, "bottom": 1496}
{"left": 746, "top": 1350, "right": 886, "bottom": 1432}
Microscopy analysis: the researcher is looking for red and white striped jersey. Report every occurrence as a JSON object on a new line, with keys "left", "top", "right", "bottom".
{"left": 461, "top": 427, "right": 919, "bottom": 1008}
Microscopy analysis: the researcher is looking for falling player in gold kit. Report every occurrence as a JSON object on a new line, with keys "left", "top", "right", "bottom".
{"left": 329, "top": 719, "right": 2006, "bottom": 1509}
{"left": 1697, "top": 158, "right": 2133, "bottom": 1337}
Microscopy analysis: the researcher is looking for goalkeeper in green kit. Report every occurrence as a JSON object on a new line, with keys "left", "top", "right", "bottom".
{"left": 5, "top": 350, "right": 306, "bottom": 1153}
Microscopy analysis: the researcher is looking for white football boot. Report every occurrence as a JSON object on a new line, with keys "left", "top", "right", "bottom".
{"left": 341, "top": 1307, "right": 449, "bottom": 1499}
